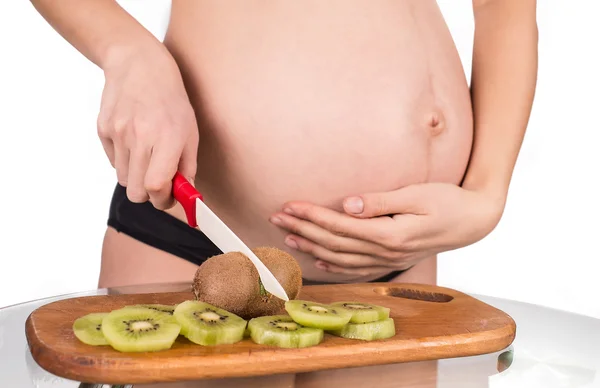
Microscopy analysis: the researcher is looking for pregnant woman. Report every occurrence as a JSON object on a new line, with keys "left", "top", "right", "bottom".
{"left": 31, "top": 0, "right": 538, "bottom": 288}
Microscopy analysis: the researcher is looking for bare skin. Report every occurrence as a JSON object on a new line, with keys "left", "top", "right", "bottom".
{"left": 98, "top": 0, "right": 468, "bottom": 287}
{"left": 30, "top": 0, "right": 537, "bottom": 289}
{"left": 98, "top": 226, "right": 437, "bottom": 288}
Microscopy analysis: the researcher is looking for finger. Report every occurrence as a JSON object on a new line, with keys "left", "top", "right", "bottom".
{"left": 318, "top": 262, "right": 399, "bottom": 277}
{"left": 145, "top": 143, "right": 183, "bottom": 210}
{"left": 284, "top": 234, "right": 391, "bottom": 268}
{"left": 343, "top": 185, "right": 427, "bottom": 219}
{"left": 178, "top": 129, "right": 199, "bottom": 184}
{"left": 113, "top": 139, "right": 130, "bottom": 187}
{"left": 97, "top": 118, "right": 116, "bottom": 167}
{"left": 319, "top": 256, "right": 418, "bottom": 273}
{"left": 270, "top": 212, "right": 386, "bottom": 256}
{"left": 99, "top": 137, "right": 116, "bottom": 168}
{"left": 126, "top": 145, "right": 151, "bottom": 203}
{"left": 280, "top": 202, "right": 395, "bottom": 246}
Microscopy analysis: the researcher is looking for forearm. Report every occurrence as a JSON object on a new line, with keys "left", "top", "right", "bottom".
{"left": 462, "top": 0, "right": 538, "bottom": 202}
{"left": 30, "top": 0, "right": 166, "bottom": 70}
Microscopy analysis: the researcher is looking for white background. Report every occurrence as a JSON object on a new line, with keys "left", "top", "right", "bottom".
{"left": 1, "top": 0, "right": 598, "bottom": 319}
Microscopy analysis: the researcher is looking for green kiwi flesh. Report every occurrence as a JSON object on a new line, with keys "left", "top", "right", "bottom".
{"left": 72, "top": 312, "right": 109, "bottom": 346}
{"left": 327, "top": 318, "right": 396, "bottom": 341}
{"left": 124, "top": 304, "right": 177, "bottom": 316}
{"left": 100, "top": 307, "right": 181, "bottom": 352}
{"left": 329, "top": 301, "right": 390, "bottom": 323}
{"left": 284, "top": 300, "right": 352, "bottom": 330}
{"left": 173, "top": 300, "right": 247, "bottom": 345}
{"left": 248, "top": 315, "right": 324, "bottom": 348}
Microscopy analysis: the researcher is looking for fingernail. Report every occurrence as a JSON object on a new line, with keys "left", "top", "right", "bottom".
{"left": 270, "top": 216, "right": 282, "bottom": 225}
{"left": 344, "top": 197, "right": 364, "bottom": 214}
{"left": 284, "top": 236, "right": 298, "bottom": 249}
{"left": 315, "top": 260, "right": 329, "bottom": 270}
{"left": 283, "top": 207, "right": 294, "bottom": 215}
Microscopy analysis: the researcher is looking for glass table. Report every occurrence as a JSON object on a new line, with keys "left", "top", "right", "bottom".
{"left": 1, "top": 282, "right": 599, "bottom": 387}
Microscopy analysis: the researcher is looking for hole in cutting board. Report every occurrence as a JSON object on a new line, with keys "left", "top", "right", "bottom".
{"left": 374, "top": 287, "right": 453, "bottom": 303}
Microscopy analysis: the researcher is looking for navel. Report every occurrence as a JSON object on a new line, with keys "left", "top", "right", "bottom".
{"left": 427, "top": 110, "right": 446, "bottom": 137}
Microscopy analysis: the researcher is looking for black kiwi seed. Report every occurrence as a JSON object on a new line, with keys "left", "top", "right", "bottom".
{"left": 302, "top": 303, "right": 337, "bottom": 314}
{"left": 147, "top": 307, "right": 174, "bottom": 315}
{"left": 95, "top": 324, "right": 102, "bottom": 331}
{"left": 269, "top": 319, "right": 299, "bottom": 331}
{"left": 342, "top": 303, "right": 372, "bottom": 310}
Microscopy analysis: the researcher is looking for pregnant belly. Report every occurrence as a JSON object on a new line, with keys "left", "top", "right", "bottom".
{"left": 164, "top": 0, "right": 474, "bottom": 282}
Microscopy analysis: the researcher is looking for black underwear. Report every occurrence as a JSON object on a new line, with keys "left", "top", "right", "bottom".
{"left": 107, "top": 183, "right": 409, "bottom": 283}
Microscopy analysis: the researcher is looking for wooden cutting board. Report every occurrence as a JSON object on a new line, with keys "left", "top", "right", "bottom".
{"left": 25, "top": 282, "right": 516, "bottom": 385}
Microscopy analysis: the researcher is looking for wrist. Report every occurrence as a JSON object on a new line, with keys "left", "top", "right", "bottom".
{"left": 459, "top": 175, "right": 508, "bottom": 238}
{"left": 461, "top": 169, "right": 510, "bottom": 209}
{"left": 102, "top": 38, "right": 173, "bottom": 75}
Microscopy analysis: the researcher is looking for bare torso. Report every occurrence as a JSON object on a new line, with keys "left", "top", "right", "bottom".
{"left": 160, "top": 0, "right": 473, "bottom": 283}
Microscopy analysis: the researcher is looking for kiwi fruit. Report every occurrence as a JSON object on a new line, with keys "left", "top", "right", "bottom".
{"left": 72, "top": 312, "right": 109, "bottom": 346}
{"left": 248, "top": 315, "right": 324, "bottom": 348}
{"left": 124, "top": 304, "right": 177, "bottom": 316}
{"left": 284, "top": 300, "right": 352, "bottom": 330}
{"left": 191, "top": 247, "right": 303, "bottom": 319}
{"left": 101, "top": 307, "right": 181, "bottom": 352}
{"left": 173, "top": 300, "right": 247, "bottom": 345}
{"left": 327, "top": 318, "right": 396, "bottom": 341}
{"left": 329, "top": 302, "right": 390, "bottom": 323}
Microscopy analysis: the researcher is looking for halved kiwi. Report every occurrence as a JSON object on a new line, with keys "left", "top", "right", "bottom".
{"left": 72, "top": 312, "right": 109, "bottom": 346}
{"left": 284, "top": 300, "right": 352, "bottom": 330}
{"left": 100, "top": 307, "right": 181, "bottom": 352}
{"left": 330, "top": 301, "right": 390, "bottom": 323}
{"left": 173, "top": 300, "right": 247, "bottom": 346}
{"left": 248, "top": 315, "right": 324, "bottom": 348}
{"left": 191, "top": 247, "right": 302, "bottom": 320}
{"left": 328, "top": 318, "right": 396, "bottom": 341}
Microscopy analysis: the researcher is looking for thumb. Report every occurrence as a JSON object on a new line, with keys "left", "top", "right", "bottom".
{"left": 342, "top": 186, "right": 423, "bottom": 218}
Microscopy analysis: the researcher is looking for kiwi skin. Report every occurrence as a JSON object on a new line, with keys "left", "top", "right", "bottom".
{"left": 192, "top": 246, "right": 303, "bottom": 320}
{"left": 192, "top": 252, "right": 257, "bottom": 319}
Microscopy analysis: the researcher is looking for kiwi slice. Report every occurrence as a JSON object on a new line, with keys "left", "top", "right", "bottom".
{"left": 284, "top": 300, "right": 352, "bottom": 330}
{"left": 124, "top": 304, "right": 177, "bottom": 316}
{"left": 101, "top": 307, "right": 181, "bottom": 352}
{"left": 328, "top": 318, "right": 396, "bottom": 341}
{"left": 173, "top": 300, "right": 247, "bottom": 345}
{"left": 248, "top": 315, "right": 324, "bottom": 348}
{"left": 73, "top": 312, "right": 109, "bottom": 346}
{"left": 330, "top": 301, "right": 390, "bottom": 323}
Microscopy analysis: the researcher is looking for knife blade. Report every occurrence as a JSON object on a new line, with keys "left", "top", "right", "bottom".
{"left": 171, "top": 172, "right": 289, "bottom": 301}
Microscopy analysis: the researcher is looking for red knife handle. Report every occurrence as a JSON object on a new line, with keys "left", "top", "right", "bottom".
{"left": 172, "top": 172, "right": 203, "bottom": 228}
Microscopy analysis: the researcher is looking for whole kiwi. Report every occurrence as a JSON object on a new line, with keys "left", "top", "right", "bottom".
{"left": 191, "top": 246, "right": 303, "bottom": 319}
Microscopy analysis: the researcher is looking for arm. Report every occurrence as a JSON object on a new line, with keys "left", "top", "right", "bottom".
{"left": 29, "top": 0, "right": 167, "bottom": 70}
{"left": 30, "top": 0, "right": 199, "bottom": 209}
{"left": 462, "top": 0, "right": 539, "bottom": 205}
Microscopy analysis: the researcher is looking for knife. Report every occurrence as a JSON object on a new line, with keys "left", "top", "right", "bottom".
{"left": 171, "top": 172, "right": 289, "bottom": 301}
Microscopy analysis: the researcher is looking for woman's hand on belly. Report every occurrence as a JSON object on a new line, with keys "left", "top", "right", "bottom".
{"left": 268, "top": 182, "right": 504, "bottom": 277}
